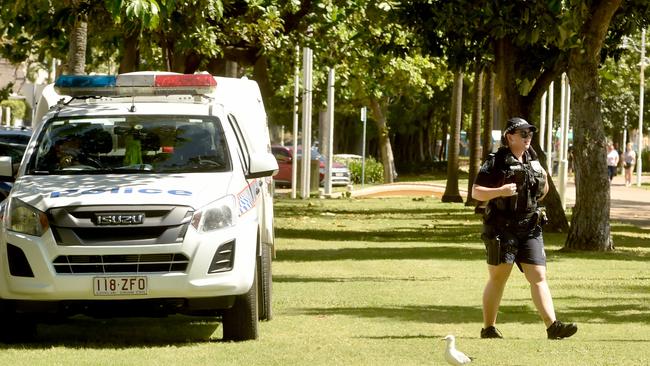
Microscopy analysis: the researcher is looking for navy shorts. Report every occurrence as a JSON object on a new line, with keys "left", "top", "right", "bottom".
{"left": 483, "top": 224, "right": 547, "bottom": 271}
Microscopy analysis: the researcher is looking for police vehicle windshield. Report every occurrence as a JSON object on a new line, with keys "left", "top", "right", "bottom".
{"left": 26, "top": 116, "right": 231, "bottom": 175}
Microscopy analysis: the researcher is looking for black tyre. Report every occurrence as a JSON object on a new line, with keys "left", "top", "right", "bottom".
{"left": 221, "top": 261, "right": 259, "bottom": 341}
{"left": 257, "top": 243, "right": 273, "bottom": 321}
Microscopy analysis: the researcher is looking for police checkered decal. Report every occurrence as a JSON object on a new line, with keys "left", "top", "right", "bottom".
{"left": 237, "top": 181, "right": 257, "bottom": 215}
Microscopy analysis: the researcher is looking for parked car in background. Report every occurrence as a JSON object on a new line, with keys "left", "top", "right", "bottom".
{"left": 333, "top": 153, "right": 362, "bottom": 162}
{"left": 272, "top": 145, "right": 351, "bottom": 187}
{"left": 322, "top": 154, "right": 352, "bottom": 186}
{"left": 0, "top": 126, "right": 32, "bottom": 145}
{"left": 0, "top": 126, "right": 33, "bottom": 201}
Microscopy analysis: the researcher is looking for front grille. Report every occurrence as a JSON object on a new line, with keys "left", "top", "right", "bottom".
{"left": 53, "top": 253, "right": 189, "bottom": 274}
{"left": 48, "top": 205, "right": 192, "bottom": 246}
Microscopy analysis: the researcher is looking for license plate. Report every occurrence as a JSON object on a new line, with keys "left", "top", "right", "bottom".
{"left": 93, "top": 276, "right": 148, "bottom": 296}
{"left": 334, "top": 172, "right": 343, "bottom": 177}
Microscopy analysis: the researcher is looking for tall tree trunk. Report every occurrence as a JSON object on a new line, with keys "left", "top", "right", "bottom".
{"left": 565, "top": 0, "right": 622, "bottom": 251}
{"left": 495, "top": 37, "right": 569, "bottom": 232}
{"left": 225, "top": 60, "right": 239, "bottom": 77}
{"left": 183, "top": 52, "right": 202, "bottom": 74}
{"left": 531, "top": 140, "right": 569, "bottom": 232}
{"left": 442, "top": 70, "right": 464, "bottom": 203}
{"left": 466, "top": 65, "right": 484, "bottom": 206}
{"left": 171, "top": 52, "right": 186, "bottom": 73}
{"left": 370, "top": 97, "right": 396, "bottom": 183}
{"left": 119, "top": 29, "right": 140, "bottom": 73}
{"left": 439, "top": 118, "right": 448, "bottom": 161}
{"left": 419, "top": 128, "right": 425, "bottom": 161}
{"left": 65, "top": 14, "right": 87, "bottom": 75}
{"left": 426, "top": 107, "right": 435, "bottom": 161}
{"left": 494, "top": 39, "right": 522, "bottom": 116}
{"left": 482, "top": 68, "right": 495, "bottom": 161}
{"left": 253, "top": 55, "right": 273, "bottom": 108}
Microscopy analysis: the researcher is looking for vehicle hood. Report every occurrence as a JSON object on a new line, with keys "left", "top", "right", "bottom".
{"left": 10, "top": 173, "right": 236, "bottom": 212}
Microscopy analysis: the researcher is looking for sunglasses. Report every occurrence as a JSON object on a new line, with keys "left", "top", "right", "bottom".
{"left": 516, "top": 130, "right": 534, "bottom": 139}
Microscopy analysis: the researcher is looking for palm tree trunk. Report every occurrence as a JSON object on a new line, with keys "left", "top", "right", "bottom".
{"left": 466, "top": 65, "right": 484, "bottom": 206}
{"left": 442, "top": 70, "right": 464, "bottom": 203}
{"left": 482, "top": 68, "right": 495, "bottom": 161}
{"left": 66, "top": 14, "right": 87, "bottom": 75}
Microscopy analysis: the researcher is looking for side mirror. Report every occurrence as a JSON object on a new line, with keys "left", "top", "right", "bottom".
{"left": 246, "top": 152, "right": 279, "bottom": 179}
{"left": 0, "top": 156, "right": 15, "bottom": 182}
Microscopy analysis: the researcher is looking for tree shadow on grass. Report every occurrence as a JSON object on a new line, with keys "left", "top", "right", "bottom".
{"left": 293, "top": 297, "right": 650, "bottom": 327}
{"left": 612, "top": 237, "right": 650, "bottom": 249}
{"left": 0, "top": 315, "right": 221, "bottom": 349}
{"left": 555, "top": 296, "right": 650, "bottom": 325}
{"left": 293, "top": 304, "right": 538, "bottom": 325}
{"left": 275, "top": 238, "right": 649, "bottom": 263}
{"left": 274, "top": 205, "right": 474, "bottom": 221}
{"left": 273, "top": 274, "right": 455, "bottom": 283}
{"left": 275, "top": 225, "right": 483, "bottom": 244}
{"left": 549, "top": 247, "right": 650, "bottom": 262}
{"left": 611, "top": 222, "right": 650, "bottom": 232}
{"left": 275, "top": 245, "right": 485, "bottom": 262}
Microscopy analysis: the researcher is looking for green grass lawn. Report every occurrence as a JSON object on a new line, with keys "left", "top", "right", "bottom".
{"left": 1, "top": 197, "right": 649, "bottom": 365}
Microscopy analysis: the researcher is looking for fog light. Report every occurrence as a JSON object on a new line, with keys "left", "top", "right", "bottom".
{"left": 208, "top": 240, "right": 235, "bottom": 273}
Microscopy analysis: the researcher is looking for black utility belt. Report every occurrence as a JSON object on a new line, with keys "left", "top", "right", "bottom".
{"left": 491, "top": 212, "right": 538, "bottom": 227}
{"left": 490, "top": 209, "right": 536, "bottom": 220}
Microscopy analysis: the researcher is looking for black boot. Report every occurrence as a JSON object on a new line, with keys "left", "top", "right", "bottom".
{"left": 547, "top": 320, "right": 578, "bottom": 339}
{"left": 480, "top": 326, "right": 503, "bottom": 338}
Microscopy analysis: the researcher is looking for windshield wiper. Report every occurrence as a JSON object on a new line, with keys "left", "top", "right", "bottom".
{"left": 111, "top": 164, "right": 154, "bottom": 172}
{"left": 109, "top": 168, "right": 155, "bottom": 173}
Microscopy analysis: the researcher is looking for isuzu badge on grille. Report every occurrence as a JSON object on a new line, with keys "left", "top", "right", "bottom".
{"left": 95, "top": 213, "right": 145, "bottom": 225}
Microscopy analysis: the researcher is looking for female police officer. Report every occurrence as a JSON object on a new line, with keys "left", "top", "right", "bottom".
{"left": 472, "top": 117, "right": 577, "bottom": 339}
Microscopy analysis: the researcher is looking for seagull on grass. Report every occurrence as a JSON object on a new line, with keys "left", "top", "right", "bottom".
{"left": 443, "top": 335, "right": 473, "bottom": 366}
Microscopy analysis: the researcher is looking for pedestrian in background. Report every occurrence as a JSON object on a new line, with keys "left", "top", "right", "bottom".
{"left": 606, "top": 143, "right": 619, "bottom": 183}
{"left": 623, "top": 142, "right": 636, "bottom": 187}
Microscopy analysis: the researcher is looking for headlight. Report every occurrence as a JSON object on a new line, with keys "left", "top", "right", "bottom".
{"left": 191, "top": 195, "right": 237, "bottom": 232}
{"left": 6, "top": 198, "right": 49, "bottom": 236}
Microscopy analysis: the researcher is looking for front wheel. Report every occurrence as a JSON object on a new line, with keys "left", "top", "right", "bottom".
{"left": 257, "top": 243, "right": 273, "bottom": 321}
{"left": 221, "top": 262, "right": 259, "bottom": 341}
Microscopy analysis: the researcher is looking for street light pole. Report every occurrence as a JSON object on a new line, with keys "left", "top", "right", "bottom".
{"left": 637, "top": 28, "right": 645, "bottom": 187}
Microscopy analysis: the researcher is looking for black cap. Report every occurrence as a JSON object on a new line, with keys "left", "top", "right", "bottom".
{"left": 503, "top": 117, "right": 537, "bottom": 136}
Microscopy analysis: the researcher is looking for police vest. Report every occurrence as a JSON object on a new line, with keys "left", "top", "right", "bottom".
{"left": 487, "top": 147, "right": 546, "bottom": 218}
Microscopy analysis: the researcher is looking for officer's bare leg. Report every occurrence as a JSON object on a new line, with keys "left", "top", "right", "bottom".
{"left": 483, "top": 263, "right": 514, "bottom": 328}
{"left": 521, "top": 263, "right": 556, "bottom": 327}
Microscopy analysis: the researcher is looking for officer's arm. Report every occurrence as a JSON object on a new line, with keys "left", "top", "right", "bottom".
{"left": 472, "top": 183, "right": 517, "bottom": 202}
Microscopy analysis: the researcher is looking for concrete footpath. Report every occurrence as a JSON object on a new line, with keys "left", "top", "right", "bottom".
{"left": 589, "top": 175, "right": 650, "bottom": 229}
{"left": 347, "top": 174, "right": 650, "bottom": 229}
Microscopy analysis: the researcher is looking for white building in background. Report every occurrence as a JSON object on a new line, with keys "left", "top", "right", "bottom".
{"left": 0, "top": 58, "right": 50, "bottom": 127}
{"left": 0, "top": 58, "right": 28, "bottom": 93}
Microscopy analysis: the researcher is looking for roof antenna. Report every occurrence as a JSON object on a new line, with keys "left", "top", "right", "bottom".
{"left": 129, "top": 96, "right": 136, "bottom": 112}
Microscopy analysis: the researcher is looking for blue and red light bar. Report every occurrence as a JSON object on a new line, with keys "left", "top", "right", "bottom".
{"left": 54, "top": 73, "right": 217, "bottom": 97}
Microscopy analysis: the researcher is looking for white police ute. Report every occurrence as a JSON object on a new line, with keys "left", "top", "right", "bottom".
{"left": 0, "top": 72, "right": 278, "bottom": 342}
